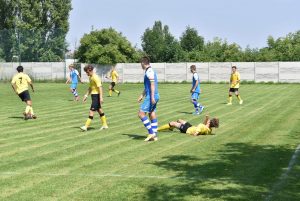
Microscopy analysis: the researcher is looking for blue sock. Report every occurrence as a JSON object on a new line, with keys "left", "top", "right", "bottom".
{"left": 192, "top": 100, "right": 199, "bottom": 110}
{"left": 151, "top": 119, "right": 158, "bottom": 136}
{"left": 141, "top": 116, "right": 154, "bottom": 134}
{"left": 72, "top": 89, "right": 78, "bottom": 97}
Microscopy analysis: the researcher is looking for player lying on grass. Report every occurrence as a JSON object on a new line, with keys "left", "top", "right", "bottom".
{"left": 158, "top": 115, "right": 219, "bottom": 136}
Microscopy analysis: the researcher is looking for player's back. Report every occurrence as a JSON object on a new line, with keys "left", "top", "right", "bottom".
{"left": 144, "top": 67, "right": 159, "bottom": 96}
{"left": 70, "top": 69, "right": 79, "bottom": 83}
{"left": 11, "top": 73, "right": 31, "bottom": 94}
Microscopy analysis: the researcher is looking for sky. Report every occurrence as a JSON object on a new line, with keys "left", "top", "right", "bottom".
{"left": 66, "top": 0, "right": 300, "bottom": 51}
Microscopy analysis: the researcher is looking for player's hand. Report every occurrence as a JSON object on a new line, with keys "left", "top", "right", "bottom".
{"left": 190, "top": 89, "right": 194, "bottom": 93}
{"left": 138, "top": 95, "right": 143, "bottom": 102}
{"left": 100, "top": 97, "right": 104, "bottom": 104}
{"left": 83, "top": 95, "right": 88, "bottom": 102}
{"left": 151, "top": 98, "right": 156, "bottom": 105}
{"left": 32, "top": 89, "right": 35, "bottom": 93}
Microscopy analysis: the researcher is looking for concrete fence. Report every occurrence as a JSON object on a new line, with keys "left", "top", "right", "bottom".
{"left": 1, "top": 62, "right": 300, "bottom": 83}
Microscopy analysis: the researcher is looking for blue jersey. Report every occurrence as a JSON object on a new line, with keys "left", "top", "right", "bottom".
{"left": 70, "top": 69, "right": 79, "bottom": 84}
{"left": 192, "top": 72, "right": 200, "bottom": 93}
{"left": 144, "top": 67, "right": 159, "bottom": 97}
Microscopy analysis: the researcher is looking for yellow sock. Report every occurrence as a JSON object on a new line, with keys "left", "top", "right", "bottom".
{"left": 109, "top": 90, "right": 112, "bottom": 96}
{"left": 25, "top": 105, "right": 31, "bottom": 114}
{"left": 237, "top": 95, "right": 242, "bottom": 101}
{"left": 85, "top": 118, "right": 92, "bottom": 128}
{"left": 100, "top": 115, "right": 107, "bottom": 126}
{"left": 158, "top": 124, "right": 171, "bottom": 131}
{"left": 114, "top": 89, "right": 119, "bottom": 94}
{"left": 228, "top": 96, "right": 232, "bottom": 103}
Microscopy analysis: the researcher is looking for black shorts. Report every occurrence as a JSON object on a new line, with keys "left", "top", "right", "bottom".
{"left": 90, "top": 94, "right": 101, "bottom": 111}
{"left": 111, "top": 82, "right": 116, "bottom": 88}
{"left": 18, "top": 90, "right": 31, "bottom": 102}
{"left": 229, "top": 88, "right": 239, "bottom": 93}
{"left": 179, "top": 122, "right": 193, "bottom": 133}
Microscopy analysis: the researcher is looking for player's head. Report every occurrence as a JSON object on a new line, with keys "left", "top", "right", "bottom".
{"left": 190, "top": 65, "right": 196, "bottom": 73}
{"left": 232, "top": 66, "right": 237, "bottom": 73}
{"left": 209, "top": 118, "right": 219, "bottom": 128}
{"left": 69, "top": 64, "right": 75, "bottom": 70}
{"left": 16, "top": 66, "right": 24, "bottom": 72}
{"left": 140, "top": 56, "right": 150, "bottom": 69}
{"left": 84, "top": 64, "right": 94, "bottom": 76}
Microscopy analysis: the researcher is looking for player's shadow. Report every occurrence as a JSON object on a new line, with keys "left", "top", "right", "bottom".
{"left": 122, "top": 134, "right": 145, "bottom": 140}
{"left": 71, "top": 126, "right": 96, "bottom": 131}
{"left": 8, "top": 116, "right": 24, "bottom": 119}
{"left": 177, "top": 111, "right": 193, "bottom": 114}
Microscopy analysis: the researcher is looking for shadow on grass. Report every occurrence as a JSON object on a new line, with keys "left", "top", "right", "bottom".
{"left": 122, "top": 134, "right": 145, "bottom": 140}
{"left": 177, "top": 111, "right": 193, "bottom": 114}
{"left": 8, "top": 116, "right": 24, "bottom": 119}
{"left": 143, "top": 143, "right": 298, "bottom": 201}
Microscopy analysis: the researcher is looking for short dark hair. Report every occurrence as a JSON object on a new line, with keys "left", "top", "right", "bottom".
{"left": 232, "top": 66, "right": 237, "bottom": 69}
{"left": 84, "top": 64, "right": 94, "bottom": 72}
{"left": 210, "top": 118, "right": 219, "bottom": 128}
{"left": 16, "top": 66, "right": 23, "bottom": 72}
{"left": 140, "top": 56, "right": 150, "bottom": 65}
{"left": 190, "top": 65, "right": 196, "bottom": 71}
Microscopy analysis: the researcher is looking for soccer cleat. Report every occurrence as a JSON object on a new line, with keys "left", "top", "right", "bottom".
{"left": 144, "top": 134, "right": 156, "bottom": 141}
{"left": 239, "top": 100, "right": 243, "bottom": 105}
{"left": 192, "top": 111, "right": 200, "bottom": 115}
{"left": 32, "top": 115, "right": 37, "bottom": 119}
{"left": 226, "top": 102, "right": 232, "bottom": 105}
{"left": 153, "top": 136, "right": 158, "bottom": 141}
{"left": 75, "top": 96, "right": 80, "bottom": 101}
{"left": 99, "top": 125, "right": 108, "bottom": 130}
{"left": 199, "top": 106, "right": 205, "bottom": 114}
{"left": 118, "top": 92, "right": 121, "bottom": 97}
{"left": 80, "top": 126, "right": 87, "bottom": 131}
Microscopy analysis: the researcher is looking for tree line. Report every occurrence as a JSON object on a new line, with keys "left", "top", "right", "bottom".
{"left": 0, "top": 0, "right": 299, "bottom": 64}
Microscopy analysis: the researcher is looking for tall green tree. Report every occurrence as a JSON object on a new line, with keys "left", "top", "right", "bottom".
{"left": 76, "top": 28, "right": 140, "bottom": 64}
{"left": 141, "top": 21, "right": 185, "bottom": 62}
{"left": 180, "top": 26, "right": 204, "bottom": 52}
{"left": 0, "top": 0, "right": 71, "bottom": 62}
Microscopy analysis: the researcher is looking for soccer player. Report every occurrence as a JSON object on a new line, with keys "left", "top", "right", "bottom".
{"left": 227, "top": 66, "right": 243, "bottom": 105}
{"left": 138, "top": 56, "right": 160, "bottom": 141}
{"left": 11, "top": 66, "right": 36, "bottom": 120}
{"left": 106, "top": 66, "right": 121, "bottom": 97}
{"left": 158, "top": 115, "right": 219, "bottom": 136}
{"left": 80, "top": 64, "right": 108, "bottom": 131}
{"left": 66, "top": 64, "right": 82, "bottom": 101}
{"left": 190, "top": 65, "right": 204, "bottom": 115}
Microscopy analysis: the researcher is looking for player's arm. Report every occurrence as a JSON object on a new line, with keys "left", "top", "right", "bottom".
{"left": 11, "top": 83, "right": 18, "bottom": 95}
{"left": 83, "top": 87, "right": 91, "bottom": 102}
{"left": 28, "top": 81, "right": 34, "bottom": 92}
{"left": 66, "top": 76, "right": 70, "bottom": 84}
{"left": 138, "top": 90, "right": 145, "bottom": 102}
{"left": 150, "top": 81, "right": 156, "bottom": 104}
{"left": 203, "top": 114, "right": 210, "bottom": 127}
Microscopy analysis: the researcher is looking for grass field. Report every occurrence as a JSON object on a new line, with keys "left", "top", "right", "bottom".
{"left": 0, "top": 82, "right": 300, "bottom": 201}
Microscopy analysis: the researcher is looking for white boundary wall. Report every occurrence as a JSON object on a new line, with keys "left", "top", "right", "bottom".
{"left": 1, "top": 62, "right": 300, "bottom": 83}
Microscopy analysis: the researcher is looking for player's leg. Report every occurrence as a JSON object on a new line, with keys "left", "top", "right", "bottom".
{"left": 98, "top": 108, "right": 108, "bottom": 130}
{"left": 112, "top": 82, "right": 120, "bottom": 95}
{"left": 81, "top": 110, "right": 94, "bottom": 131}
{"left": 191, "top": 93, "right": 202, "bottom": 114}
{"left": 235, "top": 89, "right": 243, "bottom": 104}
{"left": 149, "top": 111, "right": 158, "bottom": 141}
{"left": 70, "top": 83, "right": 79, "bottom": 101}
{"left": 227, "top": 89, "right": 233, "bottom": 105}
{"left": 108, "top": 83, "right": 113, "bottom": 97}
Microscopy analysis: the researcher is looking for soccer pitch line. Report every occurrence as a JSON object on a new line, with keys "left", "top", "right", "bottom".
{"left": 265, "top": 144, "right": 300, "bottom": 201}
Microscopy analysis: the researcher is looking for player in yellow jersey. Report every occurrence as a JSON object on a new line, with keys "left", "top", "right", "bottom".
{"left": 80, "top": 64, "right": 108, "bottom": 131}
{"left": 106, "top": 66, "right": 121, "bottom": 97}
{"left": 11, "top": 66, "right": 37, "bottom": 120}
{"left": 157, "top": 115, "right": 219, "bottom": 136}
{"left": 227, "top": 66, "right": 243, "bottom": 105}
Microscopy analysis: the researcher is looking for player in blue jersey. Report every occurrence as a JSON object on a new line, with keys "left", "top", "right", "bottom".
{"left": 66, "top": 64, "right": 82, "bottom": 101}
{"left": 138, "top": 56, "right": 160, "bottom": 141}
{"left": 190, "top": 65, "right": 204, "bottom": 115}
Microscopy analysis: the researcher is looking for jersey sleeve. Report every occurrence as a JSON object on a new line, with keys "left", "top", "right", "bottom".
{"left": 94, "top": 76, "right": 102, "bottom": 87}
{"left": 146, "top": 68, "right": 155, "bottom": 81}
{"left": 237, "top": 72, "right": 241, "bottom": 81}
{"left": 25, "top": 74, "right": 32, "bottom": 83}
{"left": 193, "top": 73, "right": 199, "bottom": 80}
{"left": 75, "top": 70, "right": 79, "bottom": 76}
{"left": 11, "top": 76, "right": 16, "bottom": 84}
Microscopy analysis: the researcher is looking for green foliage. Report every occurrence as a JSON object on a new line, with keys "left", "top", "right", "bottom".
{"left": 180, "top": 26, "right": 204, "bottom": 52}
{"left": 76, "top": 28, "right": 140, "bottom": 64}
{"left": 0, "top": 0, "right": 71, "bottom": 62}
{"left": 141, "top": 21, "right": 185, "bottom": 62}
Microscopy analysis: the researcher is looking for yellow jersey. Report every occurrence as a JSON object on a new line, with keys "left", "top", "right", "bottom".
{"left": 230, "top": 72, "right": 240, "bottom": 88}
{"left": 89, "top": 73, "right": 102, "bottom": 94}
{"left": 11, "top": 73, "right": 32, "bottom": 94}
{"left": 110, "top": 70, "right": 119, "bottom": 82}
{"left": 186, "top": 123, "right": 212, "bottom": 135}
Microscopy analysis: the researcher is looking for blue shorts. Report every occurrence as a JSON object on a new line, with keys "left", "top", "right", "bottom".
{"left": 70, "top": 83, "right": 78, "bottom": 89}
{"left": 140, "top": 95, "right": 160, "bottom": 113}
{"left": 191, "top": 92, "right": 200, "bottom": 100}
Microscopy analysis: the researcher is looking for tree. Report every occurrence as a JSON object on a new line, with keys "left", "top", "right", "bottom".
{"left": 180, "top": 26, "right": 204, "bottom": 52}
{"left": 141, "top": 21, "right": 185, "bottom": 62}
{"left": 76, "top": 28, "right": 140, "bottom": 64}
{"left": 0, "top": 0, "right": 71, "bottom": 62}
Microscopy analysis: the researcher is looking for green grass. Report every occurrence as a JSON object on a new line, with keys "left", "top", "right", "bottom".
{"left": 0, "top": 83, "right": 300, "bottom": 201}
